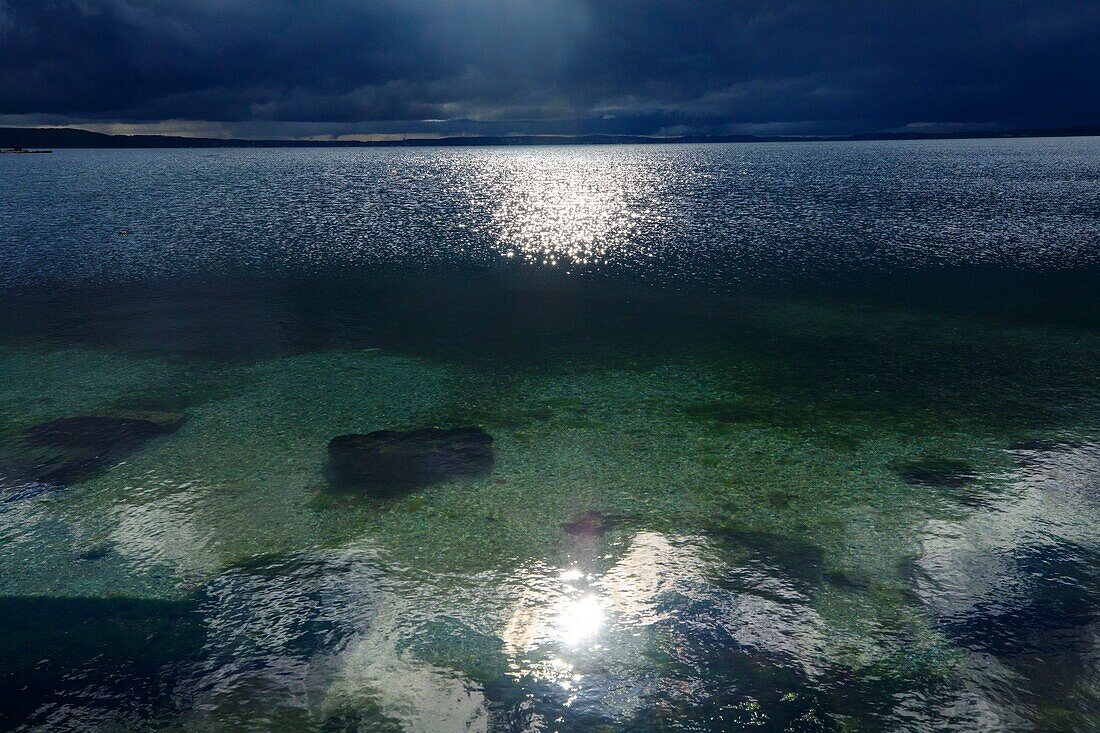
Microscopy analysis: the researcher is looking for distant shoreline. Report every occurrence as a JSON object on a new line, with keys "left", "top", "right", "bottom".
{"left": 0, "top": 124, "right": 1097, "bottom": 150}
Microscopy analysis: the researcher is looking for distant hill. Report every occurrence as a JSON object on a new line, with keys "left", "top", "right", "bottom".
{"left": 1, "top": 124, "right": 1098, "bottom": 149}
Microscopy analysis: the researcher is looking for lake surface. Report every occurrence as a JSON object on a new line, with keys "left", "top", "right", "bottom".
{"left": 1, "top": 139, "right": 1098, "bottom": 732}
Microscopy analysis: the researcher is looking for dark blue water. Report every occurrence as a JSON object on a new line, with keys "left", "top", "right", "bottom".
{"left": 0, "top": 139, "right": 1098, "bottom": 731}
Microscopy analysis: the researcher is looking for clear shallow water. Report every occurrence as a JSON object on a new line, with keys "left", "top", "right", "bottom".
{"left": 0, "top": 140, "right": 1098, "bottom": 731}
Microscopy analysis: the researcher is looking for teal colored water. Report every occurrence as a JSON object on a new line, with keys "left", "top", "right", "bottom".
{"left": 0, "top": 140, "right": 1098, "bottom": 731}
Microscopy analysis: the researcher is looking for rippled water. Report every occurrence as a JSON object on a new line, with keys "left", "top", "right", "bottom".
{"left": 0, "top": 140, "right": 1098, "bottom": 732}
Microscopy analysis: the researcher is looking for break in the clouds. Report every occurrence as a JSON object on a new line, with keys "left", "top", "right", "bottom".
{"left": 0, "top": 0, "right": 1098, "bottom": 138}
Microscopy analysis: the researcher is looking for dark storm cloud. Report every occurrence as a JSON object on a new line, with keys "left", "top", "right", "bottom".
{"left": 0, "top": 0, "right": 1097, "bottom": 137}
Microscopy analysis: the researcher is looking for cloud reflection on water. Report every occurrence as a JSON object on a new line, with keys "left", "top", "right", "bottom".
{"left": 499, "top": 530, "right": 829, "bottom": 723}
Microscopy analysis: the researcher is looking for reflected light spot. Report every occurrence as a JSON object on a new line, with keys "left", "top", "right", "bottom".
{"left": 474, "top": 150, "right": 661, "bottom": 269}
{"left": 556, "top": 594, "right": 603, "bottom": 647}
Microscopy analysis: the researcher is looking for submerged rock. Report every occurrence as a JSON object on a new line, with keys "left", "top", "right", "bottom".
{"left": 327, "top": 427, "right": 493, "bottom": 495}
{"left": 894, "top": 457, "right": 998, "bottom": 506}
{"left": 1, "top": 451, "right": 112, "bottom": 495}
{"left": 710, "top": 528, "right": 826, "bottom": 595}
{"left": 824, "top": 569, "right": 871, "bottom": 590}
{"left": 683, "top": 401, "right": 759, "bottom": 427}
{"left": 1009, "top": 439, "right": 1076, "bottom": 452}
{"left": 766, "top": 490, "right": 794, "bottom": 509}
{"left": 0, "top": 458, "right": 74, "bottom": 500}
{"left": 23, "top": 414, "right": 181, "bottom": 452}
{"left": 894, "top": 457, "right": 976, "bottom": 490}
{"left": 1, "top": 414, "right": 184, "bottom": 499}
{"left": 562, "top": 509, "right": 621, "bottom": 537}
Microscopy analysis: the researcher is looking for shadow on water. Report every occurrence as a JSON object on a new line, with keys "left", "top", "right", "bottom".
{"left": 0, "top": 596, "right": 204, "bottom": 731}
{"left": 1, "top": 268, "right": 1097, "bottom": 443}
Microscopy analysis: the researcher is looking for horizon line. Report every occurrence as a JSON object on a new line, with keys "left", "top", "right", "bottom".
{"left": 2, "top": 122, "right": 1099, "bottom": 149}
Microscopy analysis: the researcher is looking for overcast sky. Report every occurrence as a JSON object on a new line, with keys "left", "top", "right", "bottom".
{"left": 1, "top": 1, "right": 1098, "bottom": 139}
